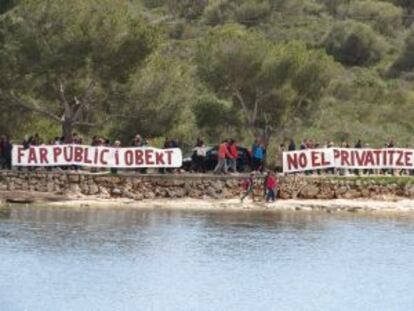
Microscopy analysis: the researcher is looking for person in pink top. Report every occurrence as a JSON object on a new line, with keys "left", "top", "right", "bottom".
{"left": 214, "top": 139, "right": 230, "bottom": 174}
{"left": 266, "top": 172, "right": 278, "bottom": 202}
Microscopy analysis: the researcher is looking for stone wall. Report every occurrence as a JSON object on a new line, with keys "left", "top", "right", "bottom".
{"left": 0, "top": 171, "right": 413, "bottom": 200}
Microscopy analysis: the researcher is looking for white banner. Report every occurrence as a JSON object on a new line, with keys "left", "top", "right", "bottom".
{"left": 12, "top": 145, "right": 182, "bottom": 168}
{"left": 283, "top": 148, "right": 414, "bottom": 173}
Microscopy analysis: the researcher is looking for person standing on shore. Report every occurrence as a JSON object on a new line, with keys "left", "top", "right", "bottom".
{"left": 214, "top": 140, "right": 230, "bottom": 174}
{"left": 265, "top": 172, "right": 277, "bottom": 203}
{"left": 241, "top": 172, "right": 255, "bottom": 203}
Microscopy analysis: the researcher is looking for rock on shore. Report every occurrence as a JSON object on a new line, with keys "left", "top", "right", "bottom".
{"left": 0, "top": 171, "right": 413, "bottom": 204}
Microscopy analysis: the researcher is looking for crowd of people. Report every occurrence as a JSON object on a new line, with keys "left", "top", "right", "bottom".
{"left": 191, "top": 138, "right": 267, "bottom": 174}
{"left": 278, "top": 138, "right": 414, "bottom": 176}
{"left": 2, "top": 132, "right": 414, "bottom": 176}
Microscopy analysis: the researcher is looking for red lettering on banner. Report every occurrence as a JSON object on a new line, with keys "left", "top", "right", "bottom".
{"left": 63, "top": 146, "right": 73, "bottom": 162}
{"left": 311, "top": 151, "right": 329, "bottom": 167}
{"left": 84, "top": 148, "right": 92, "bottom": 164}
{"left": 135, "top": 150, "right": 144, "bottom": 165}
{"left": 17, "top": 147, "right": 25, "bottom": 163}
{"left": 383, "top": 150, "right": 387, "bottom": 166}
{"left": 364, "top": 151, "right": 374, "bottom": 166}
{"left": 114, "top": 151, "right": 119, "bottom": 165}
{"left": 373, "top": 150, "right": 381, "bottom": 165}
{"left": 333, "top": 149, "right": 340, "bottom": 159}
{"left": 125, "top": 150, "right": 133, "bottom": 166}
{"left": 350, "top": 151, "right": 355, "bottom": 166}
{"left": 396, "top": 151, "right": 404, "bottom": 166}
{"left": 388, "top": 150, "right": 395, "bottom": 166}
{"left": 74, "top": 147, "right": 83, "bottom": 163}
{"left": 155, "top": 151, "right": 165, "bottom": 165}
{"left": 355, "top": 151, "right": 365, "bottom": 166}
{"left": 94, "top": 148, "right": 99, "bottom": 164}
{"left": 53, "top": 147, "right": 62, "bottom": 162}
{"left": 405, "top": 152, "right": 413, "bottom": 166}
{"left": 321, "top": 152, "right": 330, "bottom": 166}
{"left": 311, "top": 151, "right": 320, "bottom": 167}
{"left": 100, "top": 149, "right": 109, "bottom": 165}
{"left": 165, "top": 150, "right": 173, "bottom": 165}
{"left": 298, "top": 153, "right": 307, "bottom": 168}
{"left": 28, "top": 148, "right": 37, "bottom": 164}
{"left": 145, "top": 150, "right": 154, "bottom": 165}
{"left": 39, "top": 148, "right": 49, "bottom": 164}
{"left": 341, "top": 150, "right": 350, "bottom": 166}
{"left": 287, "top": 154, "right": 299, "bottom": 170}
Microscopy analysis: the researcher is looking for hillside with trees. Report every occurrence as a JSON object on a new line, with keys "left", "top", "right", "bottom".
{"left": 1, "top": 0, "right": 414, "bottom": 152}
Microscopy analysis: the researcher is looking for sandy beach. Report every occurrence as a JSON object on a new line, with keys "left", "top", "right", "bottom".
{"left": 43, "top": 197, "right": 414, "bottom": 213}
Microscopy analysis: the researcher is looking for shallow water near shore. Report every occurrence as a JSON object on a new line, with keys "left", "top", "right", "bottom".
{"left": 0, "top": 205, "right": 414, "bottom": 311}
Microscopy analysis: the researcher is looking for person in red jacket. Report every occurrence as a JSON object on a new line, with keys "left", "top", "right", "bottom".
{"left": 214, "top": 139, "right": 230, "bottom": 174}
{"left": 227, "top": 139, "right": 238, "bottom": 173}
{"left": 266, "top": 172, "right": 278, "bottom": 202}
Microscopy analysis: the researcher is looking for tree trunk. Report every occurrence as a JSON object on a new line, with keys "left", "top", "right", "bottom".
{"left": 62, "top": 120, "right": 74, "bottom": 143}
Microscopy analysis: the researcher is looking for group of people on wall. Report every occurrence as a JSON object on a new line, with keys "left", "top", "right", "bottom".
{"left": 2, "top": 132, "right": 413, "bottom": 175}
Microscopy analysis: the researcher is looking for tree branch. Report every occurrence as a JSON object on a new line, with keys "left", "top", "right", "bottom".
{"left": 3, "top": 93, "right": 61, "bottom": 122}
{"left": 72, "top": 81, "right": 96, "bottom": 122}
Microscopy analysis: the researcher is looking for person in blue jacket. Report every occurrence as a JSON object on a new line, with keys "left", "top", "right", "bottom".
{"left": 251, "top": 139, "right": 266, "bottom": 172}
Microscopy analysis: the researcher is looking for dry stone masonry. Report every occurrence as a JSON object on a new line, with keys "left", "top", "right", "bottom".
{"left": 0, "top": 171, "right": 413, "bottom": 201}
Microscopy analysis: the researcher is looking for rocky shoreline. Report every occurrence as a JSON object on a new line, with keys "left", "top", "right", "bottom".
{"left": 0, "top": 171, "right": 414, "bottom": 213}
{"left": 0, "top": 171, "right": 414, "bottom": 200}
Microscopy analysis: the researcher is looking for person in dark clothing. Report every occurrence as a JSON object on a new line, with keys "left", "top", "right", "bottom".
{"left": 192, "top": 138, "right": 207, "bottom": 173}
{"left": 354, "top": 139, "right": 362, "bottom": 175}
{"left": 300, "top": 140, "right": 307, "bottom": 150}
{"left": 288, "top": 139, "right": 296, "bottom": 151}
{"left": 160, "top": 138, "right": 175, "bottom": 174}
{"left": 2, "top": 137, "right": 12, "bottom": 170}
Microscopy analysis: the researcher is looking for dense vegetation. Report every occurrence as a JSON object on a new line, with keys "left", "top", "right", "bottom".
{"left": 1, "top": 0, "right": 414, "bottom": 154}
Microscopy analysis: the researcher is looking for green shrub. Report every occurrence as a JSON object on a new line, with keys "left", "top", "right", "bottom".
{"left": 324, "top": 21, "right": 387, "bottom": 66}
{"left": 234, "top": 1, "right": 271, "bottom": 27}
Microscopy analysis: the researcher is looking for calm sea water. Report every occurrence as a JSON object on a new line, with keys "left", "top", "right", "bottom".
{"left": 0, "top": 205, "right": 413, "bottom": 311}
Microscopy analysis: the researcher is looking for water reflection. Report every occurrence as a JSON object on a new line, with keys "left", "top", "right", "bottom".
{"left": 0, "top": 205, "right": 414, "bottom": 311}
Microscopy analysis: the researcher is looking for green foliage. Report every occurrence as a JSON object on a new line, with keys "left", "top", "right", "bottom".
{"left": 110, "top": 49, "right": 197, "bottom": 143}
{"left": 389, "top": 26, "right": 414, "bottom": 75}
{"left": 0, "top": 0, "right": 158, "bottom": 140}
{"left": 193, "top": 93, "right": 242, "bottom": 139}
{"left": 197, "top": 26, "right": 336, "bottom": 139}
{"left": 0, "top": 0, "right": 17, "bottom": 14}
{"left": 324, "top": 21, "right": 387, "bottom": 66}
{"left": 202, "top": 0, "right": 233, "bottom": 26}
{"left": 1, "top": 0, "right": 414, "bottom": 148}
{"left": 234, "top": 0, "right": 271, "bottom": 26}
{"left": 342, "top": 0, "right": 403, "bottom": 35}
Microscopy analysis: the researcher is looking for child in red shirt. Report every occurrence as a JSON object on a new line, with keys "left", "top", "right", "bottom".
{"left": 266, "top": 172, "right": 278, "bottom": 202}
